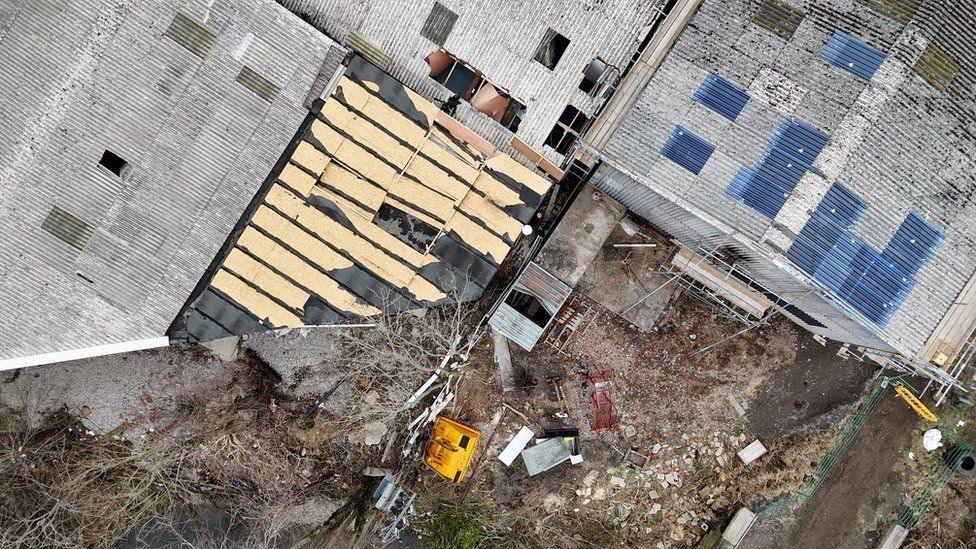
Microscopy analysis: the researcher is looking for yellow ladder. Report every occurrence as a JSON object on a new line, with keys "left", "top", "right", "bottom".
{"left": 893, "top": 382, "right": 938, "bottom": 422}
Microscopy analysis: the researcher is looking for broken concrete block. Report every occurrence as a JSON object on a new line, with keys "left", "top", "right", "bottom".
{"left": 737, "top": 440, "right": 767, "bottom": 465}
{"left": 498, "top": 426, "right": 534, "bottom": 466}
{"left": 362, "top": 421, "right": 388, "bottom": 446}
{"left": 721, "top": 507, "right": 757, "bottom": 546}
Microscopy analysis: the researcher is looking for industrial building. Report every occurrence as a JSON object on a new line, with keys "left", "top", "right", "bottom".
{"left": 580, "top": 0, "right": 976, "bottom": 398}
{"left": 1, "top": 0, "right": 974, "bottom": 404}
{"left": 0, "top": 0, "right": 343, "bottom": 367}
{"left": 277, "top": 0, "right": 674, "bottom": 166}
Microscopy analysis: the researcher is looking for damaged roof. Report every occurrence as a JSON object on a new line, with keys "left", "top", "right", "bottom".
{"left": 173, "top": 57, "right": 551, "bottom": 341}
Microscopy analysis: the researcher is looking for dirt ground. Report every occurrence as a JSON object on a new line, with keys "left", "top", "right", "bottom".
{"left": 408, "top": 279, "right": 884, "bottom": 547}
{"left": 744, "top": 390, "right": 919, "bottom": 549}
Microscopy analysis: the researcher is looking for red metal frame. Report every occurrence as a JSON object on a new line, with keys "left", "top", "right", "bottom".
{"left": 586, "top": 371, "right": 620, "bottom": 431}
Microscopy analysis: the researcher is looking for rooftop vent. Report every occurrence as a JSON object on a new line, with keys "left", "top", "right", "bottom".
{"left": 42, "top": 205, "right": 94, "bottom": 250}
{"left": 421, "top": 2, "right": 458, "bottom": 47}
{"left": 164, "top": 12, "right": 216, "bottom": 58}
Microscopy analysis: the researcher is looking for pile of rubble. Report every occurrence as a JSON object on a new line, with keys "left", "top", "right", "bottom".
{"left": 567, "top": 429, "right": 755, "bottom": 546}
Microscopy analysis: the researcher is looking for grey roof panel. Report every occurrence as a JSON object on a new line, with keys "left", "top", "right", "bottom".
{"left": 0, "top": 0, "right": 342, "bottom": 362}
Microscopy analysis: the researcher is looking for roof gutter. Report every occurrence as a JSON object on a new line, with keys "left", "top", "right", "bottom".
{"left": 0, "top": 336, "right": 170, "bottom": 372}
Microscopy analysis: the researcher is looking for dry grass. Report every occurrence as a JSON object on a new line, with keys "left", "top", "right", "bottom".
{"left": 0, "top": 360, "right": 321, "bottom": 548}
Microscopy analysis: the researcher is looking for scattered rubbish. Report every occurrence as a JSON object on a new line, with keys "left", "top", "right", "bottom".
{"left": 619, "top": 217, "right": 640, "bottom": 236}
{"left": 878, "top": 524, "right": 909, "bottom": 549}
{"left": 625, "top": 448, "right": 649, "bottom": 468}
{"left": 373, "top": 473, "right": 418, "bottom": 544}
{"left": 301, "top": 379, "right": 344, "bottom": 424}
{"left": 425, "top": 416, "right": 481, "bottom": 483}
{"left": 957, "top": 420, "right": 967, "bottom": 427}
{"left": 363, "top": 466, "right": 393, "bottom": 477}
{"left": 80, "top": 405, "right": 91, "bottom": 418}
{"left": 612, "top": 243, "right": 658, "bottom": 248}
{"left": 521, "top": 437, "right": 574, "bottom": 476}
{"left": 908, "top": 451, "right": 915, "bottom": 460}
{"left": 922, "top": 428, "right": 943, "bottom": 452}
{"left": 498, "top": 426, "right": 534, "bottom": 466}
{"left": 726, "top": 393, "right": 746, "bottom": 416}
{"left": 737, "top": 440, "right": 767, "bottom": 465}
{"left": 569, "top": 453, "right": 584, "bottom": 465}
{"left": 550, "top": 377, "right": 569, "bottom": 415}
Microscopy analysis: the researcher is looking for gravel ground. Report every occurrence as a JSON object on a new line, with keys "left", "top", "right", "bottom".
{"left": 0, "top": 344, "right": 240, "bottom": 436}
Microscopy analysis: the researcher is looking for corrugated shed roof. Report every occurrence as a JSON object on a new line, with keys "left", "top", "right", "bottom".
{"left": 488, "top": 261, "right": 570, "bottom": 351}
{"left": 0, "top": 0, "right": 341, "bottom": 362}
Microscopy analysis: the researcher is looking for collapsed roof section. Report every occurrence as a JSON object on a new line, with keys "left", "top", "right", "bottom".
{"left": 172, "top": 57, "right": 552, "bottom": 341}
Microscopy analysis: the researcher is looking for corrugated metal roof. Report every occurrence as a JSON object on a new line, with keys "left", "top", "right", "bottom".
{"left": 514, "top": 261, "right": 572, "bottom": 312}
{"left": 0, "top": 0, "right": 342, "bottom": 362}
{"left": 693, "top": 73, "right": 750, "bottom": 121}
{"left": 821, "top": 29, "right": 886, "bottom": 81}
{"left": 489, "top": 261, "right": 570, "bottom": 351}
{"left": 661, "top": 125, "right": 715, "bottom": 175}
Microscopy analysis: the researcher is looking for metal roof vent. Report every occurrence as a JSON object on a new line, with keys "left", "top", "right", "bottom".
{"left": 164, "top": 13, "right": 216, "bottom": 58}
{"left": 42, "top": 205, "right": 94, "bottom": 250}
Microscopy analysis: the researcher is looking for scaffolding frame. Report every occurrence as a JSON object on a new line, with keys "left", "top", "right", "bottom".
{"left": 624, "top": 237, "right": 819, "bottom": 356}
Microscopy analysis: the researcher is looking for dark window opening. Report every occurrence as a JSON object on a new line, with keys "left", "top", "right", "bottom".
{"left": 420, "top": 2, "right": 458, "bottom": 46}
{"left": 431, "top": 55, "right": 479, "bottom": 98}
{"left": 546, "top": 105, "right": 591, "bottom": 156}
{"left": 506, "top": 289, "right": 552, "bottom": 327}
{"left": 374, "top": 201, "right": 441, "bottom": 253}
{"left": 99, "top": 150, "right": 128, "bottom": 177}
{"left": 534, "top": 28, "right": 569, "bottom": 70}
{"left": 427, "top": 50, "right": 526, "bottom": 132}
{"left": 458, "top": 435, "right": 471, "bottom": 449}
{"left": 579, "top": 58, "right": 608, "bottom": 95}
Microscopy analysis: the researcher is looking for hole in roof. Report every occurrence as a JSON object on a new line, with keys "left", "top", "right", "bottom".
{"left": 99, "top": 150, "right": 128, "bottom": 177}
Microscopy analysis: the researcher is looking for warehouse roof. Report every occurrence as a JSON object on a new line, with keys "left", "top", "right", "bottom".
{"left": 0, "top": 0, "right": 342, "bottom": 365}
{"left": 173, "top": 57, "right": 552, "bottom": 341}
{"left": 593, "top": 0, "right": 976, "bottom": 358}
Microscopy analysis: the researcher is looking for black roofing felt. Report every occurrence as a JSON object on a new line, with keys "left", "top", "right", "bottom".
{"left": 375, "top": 202, "right": 440, "bottom": 253}
{"left": 347, "top": 56, "right": 430, "bottom": 128}
{"left": 301, "top": 295, "right": 346, "bottom": 325}
{"left": 484, "top": 167, "right": 545, "bottom": 213}
{"left": 194, "top": 289, "right": 266, "bottom": 334}
{"left": 182, "top": 309, "right": 233, "bottom": 342}
{"left": 426, "top": 229, "right": 498, "bottom": 287}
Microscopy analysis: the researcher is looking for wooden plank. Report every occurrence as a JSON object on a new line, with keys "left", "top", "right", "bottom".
{"left": 671, "top": 247, "right": 773, "bottom": 318}
{"left": 918, "top": 273, "right": 976, "bottom": 365}
{"left": 238, "top": 226, "right": 380, "bottom": 317}
{"left": 210, "top": 269, "right": 299, "bottom": 328}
